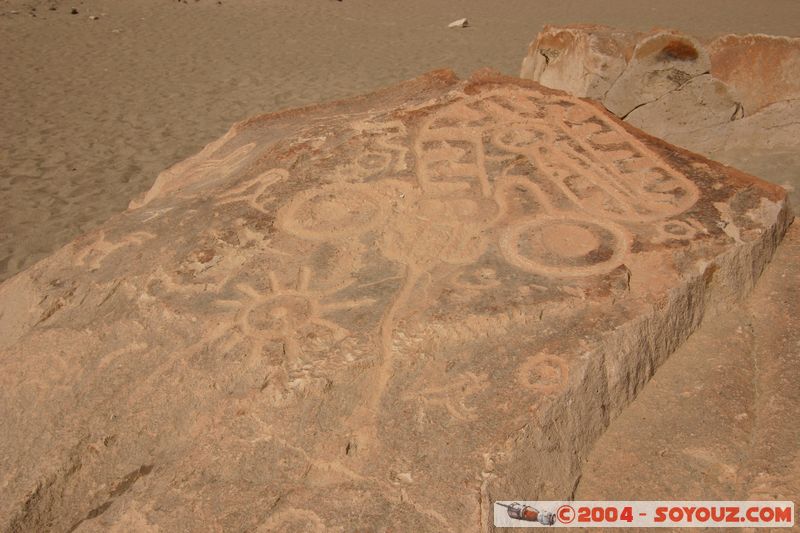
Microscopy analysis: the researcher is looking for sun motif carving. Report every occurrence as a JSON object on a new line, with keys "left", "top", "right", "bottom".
{"left": 217, "top": 266, "right": 375, "bottom": 367}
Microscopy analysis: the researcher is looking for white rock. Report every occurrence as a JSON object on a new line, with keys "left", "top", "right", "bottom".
{"left": 448, "top": 18, "right": 468, "bottom": 28}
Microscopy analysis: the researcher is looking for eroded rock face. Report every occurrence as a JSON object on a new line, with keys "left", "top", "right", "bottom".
{"left": 709, "top": 34, "right": 800, "bottom": 114}
{"left": 520, "top": 26, "right": 711, "bottom": 118}
{"left": 625, "top": 74, "right": 742, "bottom": 138}
{"left": 519, "top": 24, "right": 640, "bottom": 101}
{"left": 0, "top": 70, "right": 789, "bottom": 531}
{"left": 577, "top": 223, "right": 800, "bottom": 506}
{"left": 521, "top": 27, "right": 800, "bottom": 207}
{"left": 603, "top": 31, "right": 710, "bottom": 117}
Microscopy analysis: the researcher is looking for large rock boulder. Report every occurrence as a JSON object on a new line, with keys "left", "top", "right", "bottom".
{"left": 648, "top": 99, "right": 800, "bottom": 198}
{"left": 521, "top": 26, "right": 712, "bottom": 118}
{"left": 0, "top": 70, "right": 789, "bottom": 531}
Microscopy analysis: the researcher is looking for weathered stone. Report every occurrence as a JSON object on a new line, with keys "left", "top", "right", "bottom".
{"left": 578, "top": 222, "right": 800, "bottom": 507}
{"left": 0, "top": 70, "right": 789, "bottom": 531}
{"left": 519, "top": 24, "right": 640, "bottom": 100}
{"left": 625, "top": 74, "right": 742, "bottom": 141}
{"left": 604, "top": 31, "right": 710, "bottom": 117}
{"left": 709, "top": 34, "right": 800, "bottom": 114}
{"left": 522, "top": 26, "right": 800, "bottom": 207}
{"left": 639, "top": 98, "right": 800, "bottom": 208}
{"left": 448, "top": 17, "right": 468, "bottom": 28}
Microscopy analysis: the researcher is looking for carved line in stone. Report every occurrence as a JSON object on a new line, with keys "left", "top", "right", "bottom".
{"left": 499, "top": 215, "right": 629, "bottom": 278}
{"left": 216, "top": 266, "right": 374, "bottom": 368}
{"left": 516, "top": 353, "right": 570, "bottom": 395}
{"left": 405, "top": 371, "right": 489, "bottom": 421}
{"left": 73, "top": 230, "right": 156, "bottom": 271}
{"left": 352, "top": 119, "right": 411, "bottom": 175}
{"left": 421, "top": 88, "right": 700, "bottom": 223}
{"left": 216, "top": 168, "right": 288, "bottom": 213}
{"left": 138, "top": 134, "right": 257, "bottom": 206}
{"left": 651, "top": 217, "right": 707, "bottom": 244}
{"left": 243, "top": 87, "right": 703, "bottom": 466}
{"left": 277, "top": 182, "right": 388, "bottom": 241}
{"left": 185, "top": 142, "right": 256, "bottom": 183}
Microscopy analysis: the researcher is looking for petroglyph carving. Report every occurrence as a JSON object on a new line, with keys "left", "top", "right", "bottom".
{"left": 135, "top": 130, "right": 258, "bottom": 208}
{"left": 216, "top": 169, "right": 288, "bottom": 213}
{"left": 351, "top": 119, "right": 411, "bottom": 176}
{"left": 412, "top": 88, "right": 699, "bottom": 277}
{"left": 181, "top": 142, "right": 256, "bottom": 185}
{"left": 74, "top": 230, "right": 156, "bottom": 271}
{"left": 417, "top": 89, "right": 699, "bottom": 220}
{"left": 652, "top": 217, "right": 707, "bottom": 243}
{"left": 278, "top": 182, "right": 389, "bottom": 241}
{"left": 271, "top": 86, "right": 701, "bottom": 451}
{"left": 1, "top": 72, "right": 788, "bottom": 532}
{"left": 216, "top": 267, "right": 374, "bottom": 368}
{"left": 517, "top": 353, "right": 570, "bottom": 395}
{"left": 500, "top": 215, "right": 629, "bottom": 277}
{"left": 406, "top": 371, "right": 489, "bottom": 421}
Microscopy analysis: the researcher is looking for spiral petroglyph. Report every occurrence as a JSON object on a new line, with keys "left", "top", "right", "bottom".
{"left": 517, "top": 353, "right": 570, "bottom": 395}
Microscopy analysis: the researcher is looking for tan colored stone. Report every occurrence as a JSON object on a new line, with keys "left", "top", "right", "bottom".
{"left": 709, "top": 34, "right": 800, "bottom": 114}
{"left": 578, "top": 223, "right": 800, "bottom": 509}
{"left": 604, "top": 31, "right": 710, "bottom": 117}
{"left": 519, "top": 24, "right": 640, "bottom": 100}
{"left": 634, "top": 98, "right": 800, "bottom": 209}
{"left": 625, "top": 74, "right": 742, "bottom": 140}
{"left": 0, "top": 70, "right": 789, "bottom": 531}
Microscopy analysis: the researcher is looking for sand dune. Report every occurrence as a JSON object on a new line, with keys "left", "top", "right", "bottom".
{"left": 1, "top": 0, "right": 799, "bottom": 281}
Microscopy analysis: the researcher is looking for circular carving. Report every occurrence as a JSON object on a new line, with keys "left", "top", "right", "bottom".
{"left": 355, "top": 151, "right": 392, "bottom": 172}
{"left": 491, "top": 125, "right": 553, "bottom": 153}
{"left": 500, "top": 215, "right": 628, "bottom": 277}
{"left": 278, "top": 183, "right": 385, "bottom": 241}
{"left": 246, "top": 295, "right": 314, "bottom": 338}
{"left": 517, "top": 353, "right": 569, "bottom": 394}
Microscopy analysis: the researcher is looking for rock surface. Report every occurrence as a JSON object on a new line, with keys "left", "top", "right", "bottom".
{"left": 519, "top": 24, "right": 640, "bottom": 101}
{"left": 522, "top": 27, "right": 800, "bottom": 206}
{"left": 649, "top": 99, "right": 800, "bottom": 207}
{"left": 0, "top": 70, "right": 790, "bottom": 531}
{"left": 603, "top": 31, "right": 710, "bottom": 118}
{"left": 625, "top": 74, "right": 742, "bottom": 140}
{"left": 521, "top": 25, "right": 800, "bottom": 518}
{"left": 709, "top": 34, "right": 800, "bottom": 115}
{"left": 578, "top": 222, "right": 800, "bottom": 511}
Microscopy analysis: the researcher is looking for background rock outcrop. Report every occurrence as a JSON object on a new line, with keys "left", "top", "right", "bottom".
{"left": 521, "top": 27, "right": 800, "bottom": 206}
{"left": 602, "top": 31, "right": 710, "bottom": 117}
{"left": 519, "top": 25, "right": 641, "bottom": 102}
{"left": 708, "top": 34, "right": 800, "bottom": 115}
{"left": 0, "top": 70, "right": 790, "bottom": 531}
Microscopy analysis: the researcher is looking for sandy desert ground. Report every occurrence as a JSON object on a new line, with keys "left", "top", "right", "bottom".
{"left": 1, "top": 0, "right": 800, "bottom": 282}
